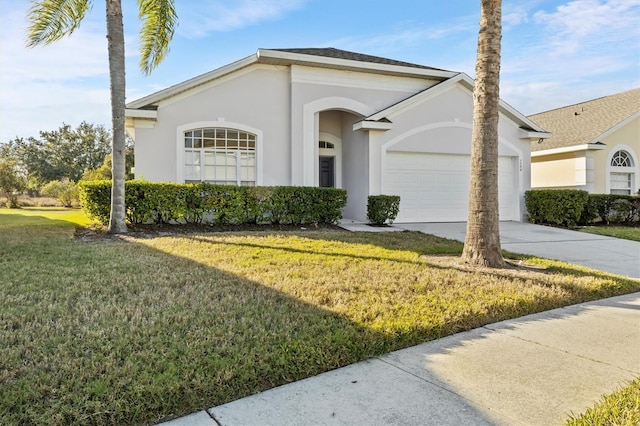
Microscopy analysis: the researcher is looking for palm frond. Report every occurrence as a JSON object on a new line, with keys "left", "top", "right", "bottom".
{"left": 138, "top": 0, "right": 178, "bottom": 75}
{"left": 26, "top": 0, "right": 91, "bottom": 47}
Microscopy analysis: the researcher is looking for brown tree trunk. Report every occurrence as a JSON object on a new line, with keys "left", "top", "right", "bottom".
{"left": 106, "top": 0, "right": 128, "bottom": 233}
{"left": 461, "top": 0, "right": 504, "bottom": 267}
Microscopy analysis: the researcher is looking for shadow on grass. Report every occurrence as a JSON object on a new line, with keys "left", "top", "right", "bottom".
{"left": 1, "top": 216, "right": 498, "bottom": 426}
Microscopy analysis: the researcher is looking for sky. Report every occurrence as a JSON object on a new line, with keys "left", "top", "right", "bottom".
{"left": 1, "top": 0, "right": 639, "bottom": 142}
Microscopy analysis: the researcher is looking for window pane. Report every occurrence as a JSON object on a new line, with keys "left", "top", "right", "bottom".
{"left": 204, "top": 165, "right": 215, "bottom": 180}
{"left": 185, "top": 150, "right": 199, "bottom": 165}
{"left": 185, "top": 137, "right": 193, "bottom": 148}
{"left": 193, "top": 130, "right": 202, "bottom": 138}
{"left": 204, "top": 152, "right": 216, "bottom": 165}
{"left": 215, "top": 152, "right": 227, "bottom": 165}
{"left": 215, "top": 165, "right": 227, "bottom": 180}
{"left": 185, "top": 164, "right": 200, "bottom": 180}
{"left": 226, "top": 165, "right": 237, "bottom": 180}
{"left": 203, "top": 128, "right": 215, "bottom": 138}
{"left": 203, "top": 139, "right": 215, "bottom": 148}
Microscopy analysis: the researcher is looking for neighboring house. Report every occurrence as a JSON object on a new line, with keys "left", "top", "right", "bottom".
{"left": 528, "top": 88, "right": 640, "bottom": 195}
{"left": 125, "top": 48, "right": 548, "bottom": 222}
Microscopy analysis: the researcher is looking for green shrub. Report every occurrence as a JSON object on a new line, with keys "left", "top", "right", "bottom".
{"left": 608, "top": 199, "right": 634, "bottom": 224}
{"left": 526, "top": 190, "right": 640, "bottom": 227}
{"left": 525, "top": 189, "right": 589, "bottom": 227}
{"left": 78, "top": 181, "right": 347, "bottom": 226}
{"left": 78, "top": 180, "right": 111, "bottom": 223}
{"left": 41, "top": 179, "right": 79, "bottom": 207}
{"left": 589, "top": 194, "right": 639, "bottom": 224}
{"left": 367, "top": 195, "right": 401, "bottom": 225}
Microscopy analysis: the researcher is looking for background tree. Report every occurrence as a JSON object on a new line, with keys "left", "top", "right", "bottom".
{"left": 27, "top": 0, "right": 177, "bottom": 233}
{"left": 462, "top": 0, "right": 505, "bottom": 268}
{"left": 0, "top": 144, "right": 27, "bottom": 208}
{"left": 9, "top": 122, "right": 112, "bottom": 187}
{"left": 81, "top": 147, "right": 135, "bottom": 181}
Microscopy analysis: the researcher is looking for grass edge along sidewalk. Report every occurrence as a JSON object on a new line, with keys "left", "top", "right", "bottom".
{"left": 2, "top": 207, "right": 639, "bottom": 425}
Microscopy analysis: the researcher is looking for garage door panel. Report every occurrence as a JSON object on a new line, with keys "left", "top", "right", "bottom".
{"left": 384, "top": 152, "right": 517, "bottom": 222}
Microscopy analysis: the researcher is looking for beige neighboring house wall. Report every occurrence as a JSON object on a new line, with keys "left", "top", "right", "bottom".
{"left": 529, "top": 88, "right": 640, "bottom": 195}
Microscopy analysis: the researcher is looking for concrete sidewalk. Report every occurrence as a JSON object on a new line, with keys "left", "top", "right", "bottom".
{"left": 161, "top": 292, "right": 640, "bottom": 426}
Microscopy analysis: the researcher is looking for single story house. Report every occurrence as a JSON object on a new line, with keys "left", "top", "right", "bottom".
{"left": 125, "top": 48, "right": 548, "bottom": 222}
{"left": 528, "top": 88, "right": 640, "bottom": 195}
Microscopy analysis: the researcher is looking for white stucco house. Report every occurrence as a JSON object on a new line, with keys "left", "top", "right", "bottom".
{"left": 125, "top": 48, "right": 548, "bottom": 223}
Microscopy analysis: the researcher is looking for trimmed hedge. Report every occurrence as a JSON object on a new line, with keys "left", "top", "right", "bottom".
{"left": 367, "top": 195, "right": 400, "bottom": 225}
{"left": 525, "top": 189, "right": 639, "bottom": 227}
{"left": 78, "top": 181, "right": 347, "bottom": 226}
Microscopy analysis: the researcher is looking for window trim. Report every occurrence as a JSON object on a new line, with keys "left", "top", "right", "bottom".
{"left": 606, "top": 145, "right": 638, "bottom": 195}
{"left": 176, "top": 121, "right": 263, "bottom": 185}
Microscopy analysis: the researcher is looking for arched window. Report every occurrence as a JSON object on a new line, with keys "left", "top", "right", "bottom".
{"left": 318, "top": 141, "right": 335, "bottom": 149}
{"left": 609, "top": 150, "right": 634, "bottom": 195}
{"left": 610, "top": 150, "right": 632, "bottom": 167}
{"left": 184, "top": 128, "right": 256, "bottom": 185}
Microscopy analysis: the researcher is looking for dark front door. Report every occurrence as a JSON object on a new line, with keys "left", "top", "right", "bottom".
{"left": 319, "top": 156, "right": 335, "bottom": 188}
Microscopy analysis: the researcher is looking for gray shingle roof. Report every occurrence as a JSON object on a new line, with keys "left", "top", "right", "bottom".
{"left": 271, "top": 47, "right": 449, "bottom": 72}
{"left": 528, "top": 88, "right": 640, "bottom": 152}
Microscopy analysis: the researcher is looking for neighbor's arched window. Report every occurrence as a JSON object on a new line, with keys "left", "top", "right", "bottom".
{"left": 609, "top": 150, "right": 634, "bottom": 195}
{"left": 184, "top": 128, "right": 256, "bottom": 186}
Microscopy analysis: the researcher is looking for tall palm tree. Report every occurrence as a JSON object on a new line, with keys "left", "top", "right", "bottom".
{"left": 27, "top": 0, "right": 177, "bottom": 233}
{"left": 461, "top": 0, "right": 505, "bottom": 268}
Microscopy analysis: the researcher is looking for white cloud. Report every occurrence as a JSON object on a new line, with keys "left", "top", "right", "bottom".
{"left": 533, "top": 0, "right": 640, "bottom": 55}
{"left": 0, "top": 3, "right": 145, "bottom": 141}
{"left": 177, "top": 0, "right": 309, "bottom": 38}
{"left": 500, "top": 0, "right": 640, "bottom": 114}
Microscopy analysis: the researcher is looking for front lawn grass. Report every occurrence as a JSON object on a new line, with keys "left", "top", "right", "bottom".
{"left": 578, "top": 225, "right": 640, "bottom": 242}
{"left": 2, "top": 208, "right": 639, "bottom": 425}
{"left": 565, "top": 377, "right": 640, "bottom": 425}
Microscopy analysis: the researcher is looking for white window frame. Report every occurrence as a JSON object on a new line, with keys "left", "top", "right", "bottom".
{"left": 606, "top": 145, "right": 638, "bottom": 195}
{"left": 176, "top": 121, "right": 263, "bottom": 185}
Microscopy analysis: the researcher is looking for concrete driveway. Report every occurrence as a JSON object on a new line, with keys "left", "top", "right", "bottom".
{"left": 396, "top": 221, "right": 640, "bottom": 279}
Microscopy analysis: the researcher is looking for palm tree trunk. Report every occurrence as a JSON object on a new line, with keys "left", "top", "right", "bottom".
{"left": 462, "top": 0, "right": 504, "bottom": 267}
{"left": 106, "top": 0, "right": 127, "bottom": 233}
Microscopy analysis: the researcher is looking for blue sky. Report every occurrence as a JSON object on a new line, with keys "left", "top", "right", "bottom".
{"left": 1, "top": 0, "right": 639, "bottom": 142}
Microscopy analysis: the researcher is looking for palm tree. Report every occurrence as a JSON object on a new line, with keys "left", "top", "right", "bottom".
{"left": 461, "top": 0, "right": 505, "bottom": 268}
{"left": 27, "top": 0, "right": 177, "bottom": 233}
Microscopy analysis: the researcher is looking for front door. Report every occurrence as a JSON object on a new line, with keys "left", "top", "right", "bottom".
{"left": 319, "top": 156, "right": 335, "bottom": 188}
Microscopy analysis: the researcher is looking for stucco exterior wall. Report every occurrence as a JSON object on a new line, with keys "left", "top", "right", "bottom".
{"left": 133, "top": 65, "right": 291, "bottom": 185}
{"left": 341, "top": 112, "right": 369, "bottom": 221}
{"left": 531, "top": 152, "right": 581, "bottom": 189}
{"left": 290, "top": 65, "right": 437, "bottom": 186}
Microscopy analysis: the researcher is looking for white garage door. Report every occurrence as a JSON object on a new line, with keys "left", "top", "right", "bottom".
{"left": 384, "top": 152, "right": 518, "bottom": 222}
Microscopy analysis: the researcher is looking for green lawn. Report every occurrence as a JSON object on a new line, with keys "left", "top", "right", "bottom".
{"left": 2, "top": 208, "right": 639, "bottom": 425}
{"left": 565, "top": 377, "right": 640, "bottom": 426}
{"left": 579, "top": 225, "right": 640, "bottom": 242}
